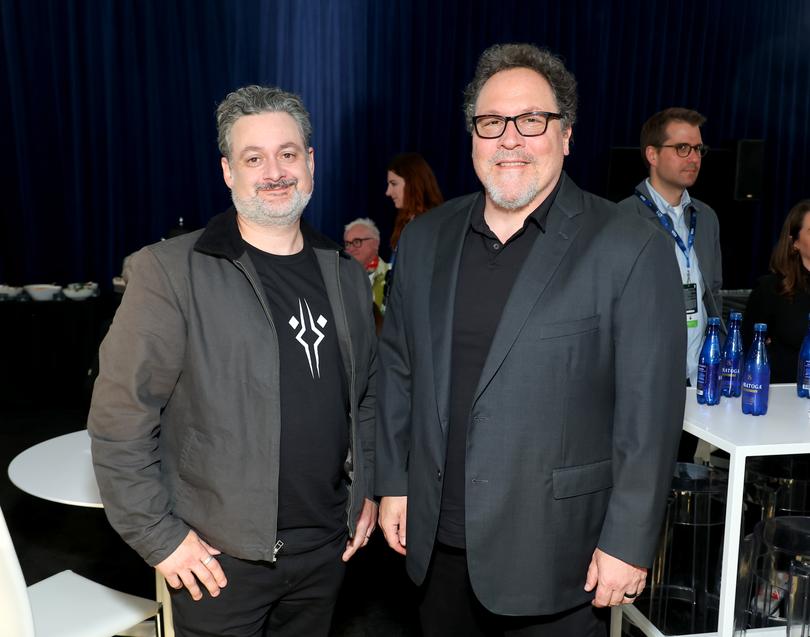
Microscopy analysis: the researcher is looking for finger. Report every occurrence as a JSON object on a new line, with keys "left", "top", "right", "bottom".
{"left": 178, "top": 570, "right": 203, "bottom": 601}
{"left": 193, "top": 563, "right": 222, "bottom": 597}
{"left": 199, "top": 539, "right": 222, "bottom": 556}
{"left": 583, "top": 558, "right": 598, "bottom": 592}
{"left": 342, "top": 534, "right": 364, "bottom": 562}
{"left": 164, "top": 572, "right": 183, "bottom": 590}
{"left": 204, "top": 557, "right": 228, "bottom": 588}
{"left": 382, "top": 523, "right": 406, "bottom": 555}
{"left": 592, "top": 583, "right": 613, "bottom": 608}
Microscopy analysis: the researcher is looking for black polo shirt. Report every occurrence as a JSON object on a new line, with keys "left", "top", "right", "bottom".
{"left": 437, "top": 178, "right": 562, "bottom": 548}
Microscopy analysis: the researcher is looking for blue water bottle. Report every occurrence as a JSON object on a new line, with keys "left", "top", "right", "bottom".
{"left": 797, "top": 313, "right": 810, "bottom": 397}
{"left": 697, "top": 317, "right": 722, "bottom": 405}
{"left": 721, "top": 311, "right": 744, "bottom": 397}
{"left": 742, "top": 323, "right": 770, "bottom": 416}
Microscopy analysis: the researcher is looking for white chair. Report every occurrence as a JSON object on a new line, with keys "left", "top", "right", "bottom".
{"left": 0, "top": 505, "right": 163, "bottom": 637}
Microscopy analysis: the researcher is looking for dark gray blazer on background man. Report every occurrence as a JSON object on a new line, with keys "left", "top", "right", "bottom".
{"left": 621, "top": 179, "right": 724, "bottom": 323}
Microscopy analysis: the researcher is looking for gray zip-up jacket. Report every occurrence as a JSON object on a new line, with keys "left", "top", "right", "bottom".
{"left": 88, "top": 209, "right": 376, "bottom": 566}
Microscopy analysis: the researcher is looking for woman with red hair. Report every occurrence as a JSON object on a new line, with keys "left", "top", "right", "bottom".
{"left": 385, "top": 152, "right": 444, "bottom": 250}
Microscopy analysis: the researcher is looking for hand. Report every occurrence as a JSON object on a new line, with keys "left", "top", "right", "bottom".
{"left": 342, "top": 498, "right": 378, "bottom": 562}
{"left": 379, "top": 496, "right": 407, "bottom": 555}
{"left": 584, "top": 548, "right": 647, "bottom": 607}
{"left": 156, "top": 530, "right": 227, "bottom": 601}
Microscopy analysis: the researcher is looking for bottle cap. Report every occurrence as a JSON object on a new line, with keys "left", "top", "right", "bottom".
{"left": 708, "top": 317, "right": 721, "bottom": 326}
{"left": 754, "top": 322, "right": 767, "bottom": 332}
{"left": 730, "top": 311, "right": 742, "bottom": 321}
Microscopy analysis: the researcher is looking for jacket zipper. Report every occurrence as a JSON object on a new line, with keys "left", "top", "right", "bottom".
{"left": 334, "top": 251, "right": 358, "bottom": 534}
{"left": 234, "top": 258, "right": 283, "bottom": 563}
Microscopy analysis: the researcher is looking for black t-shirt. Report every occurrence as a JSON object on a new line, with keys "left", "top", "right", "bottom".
{"left": 245, "top": 240, "right": 349, "bottom": 555}
{"left": 437, "top": 181, "right": 561, "bottom": 548}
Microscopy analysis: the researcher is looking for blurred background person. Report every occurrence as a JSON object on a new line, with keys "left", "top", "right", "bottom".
{"left": 744, "top": 199, "right": 810, "bottom": 382}
{"left": 386, "top": 152, "right": 444, "bottom": 252}
{"left": 344, "top": 217, "right": 389, "bottom": 316}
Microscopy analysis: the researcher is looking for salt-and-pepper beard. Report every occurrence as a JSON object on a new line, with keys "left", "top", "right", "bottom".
{"left": 232, "top": 177, "right": 313, "bottom": 227}
{"left": 482, "top": 150, "right": 541, "bottom": 211}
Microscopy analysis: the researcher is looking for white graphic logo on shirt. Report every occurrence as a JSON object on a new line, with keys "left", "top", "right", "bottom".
{"left": 288, "top": 298, "right": 327, "bottom": 378}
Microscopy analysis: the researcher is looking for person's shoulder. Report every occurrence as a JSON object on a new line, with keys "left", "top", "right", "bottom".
{"left": 404, "top": 192, "right": 479, "bottom": 237}
{"left": 135, "top": 230, "right": 203, "bottom": 271}
{"left": 562, "top": 180, "right": 655, "bottom": 242}
{"left": 690, "top": 196, "right": 719, "bottom": 221}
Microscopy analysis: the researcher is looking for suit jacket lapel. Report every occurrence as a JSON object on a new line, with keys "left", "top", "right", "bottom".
{"left": 472, "top": 176, "right": 584, "bottom": 404}
{"left": 430, "top": 194, "right": 480, "bottom": 434}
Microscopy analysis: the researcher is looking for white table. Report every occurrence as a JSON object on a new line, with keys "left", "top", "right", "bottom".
{"left": 614, "top": 383, "right": 810, "bottom": 637}
{"left": 8, "top": 430, "right": 101, "bottom": 508}
{"left": 7, "top": 430, "right": 174, "bottom": 637}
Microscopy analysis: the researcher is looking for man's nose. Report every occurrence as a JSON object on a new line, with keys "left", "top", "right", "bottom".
{"left": 499, "top": 120, "right": 524, "bottom": 148}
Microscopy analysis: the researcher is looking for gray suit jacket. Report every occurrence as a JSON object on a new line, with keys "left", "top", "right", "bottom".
{"left": 376, "top": 173, "right": 686, "bottom": 615}
{"left": 619, "top": 180, "right": 723, "bottom": 325}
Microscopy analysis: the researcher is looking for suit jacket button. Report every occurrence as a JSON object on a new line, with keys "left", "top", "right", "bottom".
{"left": 437, "top": 469, "right": 442, "bottom": 481}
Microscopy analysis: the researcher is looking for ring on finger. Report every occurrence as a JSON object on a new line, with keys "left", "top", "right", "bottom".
{"left": 202, "top": 555, "right": 213, "bottom": 566}
{"left": 623, "top": 591, "right": 638, "bottom": 599}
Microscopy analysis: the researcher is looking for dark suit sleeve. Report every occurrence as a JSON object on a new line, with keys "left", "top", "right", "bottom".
{"left": 597, "top": 228, "right": 687, "bottom": 567}
{"left": 375, "top": 232, "right": 413, "bottom": 496}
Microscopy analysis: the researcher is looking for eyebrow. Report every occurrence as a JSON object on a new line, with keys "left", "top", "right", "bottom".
{"left": 237, "top": 142, "right": 305, "bottom": 157}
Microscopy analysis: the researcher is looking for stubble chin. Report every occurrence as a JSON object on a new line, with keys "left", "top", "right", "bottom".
{"left": 232, "top": 189, "right": 312, "bottom": 227}
{"left": 484, "top": 174, "right": 540, "bottom": 211}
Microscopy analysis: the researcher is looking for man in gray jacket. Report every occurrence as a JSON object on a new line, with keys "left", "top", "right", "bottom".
{"left": 618, "top": 107, "right": 722, "bottom": 461}
{"left": 88, "top": 85, "right": 377, "bottom": 636}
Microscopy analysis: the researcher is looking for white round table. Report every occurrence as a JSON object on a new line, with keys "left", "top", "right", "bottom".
{"left": 8, "top": 429, "right": 175, "bottom": 635}
{"left": 8, "top": 430, "right": 101, "bottom": 508}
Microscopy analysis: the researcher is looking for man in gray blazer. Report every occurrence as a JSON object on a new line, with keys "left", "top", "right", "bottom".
{"left": 618, "top": 108, "right": 722, "bottom": 461}
{"left": 376, "top": 44, "right": 686, "bottom": 635}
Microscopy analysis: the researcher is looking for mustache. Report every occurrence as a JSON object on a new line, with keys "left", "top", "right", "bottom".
{"left": 256, "top": 178, "right": 298, "bottom": 192}
{"left": 489, "top": 150, "right": 535, "bottom": 165}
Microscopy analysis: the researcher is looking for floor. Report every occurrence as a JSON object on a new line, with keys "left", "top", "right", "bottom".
{"left": 0, "top": 405, "right": 420, "bottom": 636}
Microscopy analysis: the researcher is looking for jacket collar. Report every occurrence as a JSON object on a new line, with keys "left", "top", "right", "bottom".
{"left": 194, "top": 207, "right": 349, "bottom": 260}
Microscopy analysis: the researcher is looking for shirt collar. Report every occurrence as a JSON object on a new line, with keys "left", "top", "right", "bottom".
{"left": 645, "top": 178, "right": 692, "bottom": 219}
{"left": 470, "top": 175, "right": 562, "bottom": 239}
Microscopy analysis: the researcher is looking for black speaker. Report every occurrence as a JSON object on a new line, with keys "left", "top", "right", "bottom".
{"left": 734, "top": 139, "right": 764, "bottom": 201}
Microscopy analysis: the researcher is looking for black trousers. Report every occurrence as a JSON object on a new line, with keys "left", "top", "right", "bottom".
{"left": 169, "top": 534, "right": 346, "bottom": 637}
{"left": 419, "top": 544, "right": 609, "bottom": 637}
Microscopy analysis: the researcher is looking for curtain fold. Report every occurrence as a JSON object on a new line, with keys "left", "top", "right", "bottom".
{"left": 0, "top": 0, "right": 807, "bottom": 288}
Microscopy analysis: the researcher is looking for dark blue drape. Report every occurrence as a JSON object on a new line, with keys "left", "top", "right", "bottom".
{"left": 1, "top": 0, "right": 807, "bottom": 289}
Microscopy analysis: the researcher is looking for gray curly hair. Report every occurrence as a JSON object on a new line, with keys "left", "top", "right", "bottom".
{"left": 216, "top": 85, "right": 312, "bottom": 158}
{"left": 463, "top": 44, "right": 578, "bottom": 133}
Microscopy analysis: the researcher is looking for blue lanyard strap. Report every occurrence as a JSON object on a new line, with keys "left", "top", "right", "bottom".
{"left": 634, "top": 189, "right": 697, "bottom": 271}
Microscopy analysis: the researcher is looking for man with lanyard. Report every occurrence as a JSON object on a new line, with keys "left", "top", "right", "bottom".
{"left": 619, "top": 107, "right": 723, "bottom": 462}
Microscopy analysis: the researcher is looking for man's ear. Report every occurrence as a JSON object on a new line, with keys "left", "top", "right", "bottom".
{"left": 221, "top": 157, "right": 233, "bottom": 189}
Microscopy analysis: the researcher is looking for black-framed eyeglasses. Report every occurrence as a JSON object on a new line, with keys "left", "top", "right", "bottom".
{"left": 344, "top": 237, "right": 375, "bottom": 248}
{"left": 658, "top": 143, "right": 709, "bottom": 158}
{"left": 472, "top": 111, "right": 562, "bottom": 139}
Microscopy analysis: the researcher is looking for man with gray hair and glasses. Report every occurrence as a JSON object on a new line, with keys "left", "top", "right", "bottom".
{"left": 89, "top": 85, "right": 377, "bottom": 636}
{"left": 376, "top": 43, "right": 686, "bottom": 635}
{"left": 344, "top": 217, "right": 389, "bottom": 313}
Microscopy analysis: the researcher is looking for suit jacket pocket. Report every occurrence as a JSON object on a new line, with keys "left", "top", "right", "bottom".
{"left": 552, "top": 458, "right": 612, "bottom": 499}
{"left": 536, "top": 314, "right": 600, "bottom": 340}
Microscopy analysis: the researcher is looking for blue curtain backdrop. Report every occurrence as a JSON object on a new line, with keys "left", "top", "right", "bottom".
{"left": 1, "top": 0, "right": 808, "bottom": 289}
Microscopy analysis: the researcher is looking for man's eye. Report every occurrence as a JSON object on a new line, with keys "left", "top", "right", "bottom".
{"left": 480, "top": 117, "right": 502, "bottom": 128}
{"left": 281, "top": 152, "right": 296, "bottom": 160}
{"left": 246, "top": 156, "right": 262, "bottom": 165}
{"left": 676, "top": 144, "right": 690, "bottom": 153}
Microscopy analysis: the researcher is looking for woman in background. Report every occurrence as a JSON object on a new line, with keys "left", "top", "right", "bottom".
{"left": 385, "top": 152, "right": 444, "bottom": 251}
{"left": 744, "top": 199, "right": 810, "bottom": 382}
